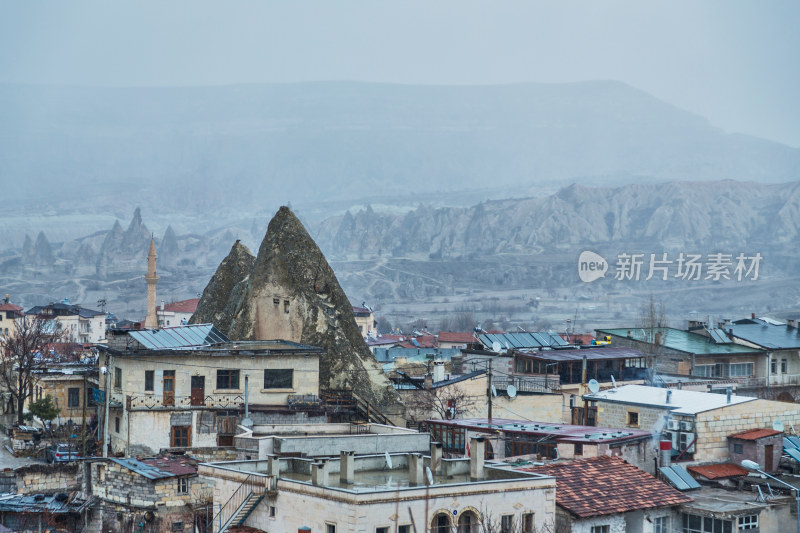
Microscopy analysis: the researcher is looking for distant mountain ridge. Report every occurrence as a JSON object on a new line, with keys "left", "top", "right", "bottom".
{"left": 315, "top": 180, "right": 800, "bottom": 260}
{"left": 1, "top": 81, "right": 798, "bottom": 214}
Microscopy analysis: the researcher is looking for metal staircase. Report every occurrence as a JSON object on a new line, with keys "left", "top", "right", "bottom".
{"left": 213, "top": 474, "right": 266, "bottom": 533}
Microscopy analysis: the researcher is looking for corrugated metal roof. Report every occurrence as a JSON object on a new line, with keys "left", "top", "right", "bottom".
{"left": 708, "top": 328, "right": 732, "bottom": 344}
{"left": 687, "top": 463, "right": 748, "bottom": 480}
{"left": 729, "top": 428, "right": 781, "bottom": 441}
{"left": 660, "top": 464, "right": 701, "bottom": 491}
{"left": 129, "top": 324, "right": 230, "bottom": 350}
{"left": 110, "top": 456, "right": 196, "bottom": 480}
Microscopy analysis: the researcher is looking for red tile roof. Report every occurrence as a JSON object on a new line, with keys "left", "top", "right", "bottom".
{"left": 438, "top": 332, "right": 475, "bottom": 344}
{"left": 0, "top": 303, "right": 23, "bottom": 312}
{"left": 519, "top": 456, "right": 692, "bottom": 518}
{"left": 687, "top": 463, "right": 748, "bottom": 480}
{"left": 729, "top": 428, "right": 782, "bottom": 441}
{"left": 162, "top": 298, "right": 199, "bottom": 313}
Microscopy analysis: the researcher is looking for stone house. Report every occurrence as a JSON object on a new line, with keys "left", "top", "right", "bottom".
{"left": 519, "top": 456, "right": 692, "bottom": 533}
{"left": 87, "top": 455, "right": 212, "bottom": 533}
{"left": 584, "top": 384, "right": 800, "bottom": 463}
{"left": 26, "top": 362, "right": 98, "bottom": 427}
{"left": 352, "top": 304, "right": 375, "bottom": 338}
{"left": 727, "top": 428, "right": 783, "bottom": 472}
{"left": 99, "top": 324, "right": 324, "bottom": 456}
{"left": 200, "top": 437, "right": 556, "bottom": 533}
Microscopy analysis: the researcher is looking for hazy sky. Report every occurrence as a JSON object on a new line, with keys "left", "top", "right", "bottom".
{"left": 2, "top": 1, "right": 799, "bottom": 147}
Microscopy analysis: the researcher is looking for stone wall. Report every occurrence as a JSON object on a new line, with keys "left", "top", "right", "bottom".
{"left": 15, "top": 463, "right": 80, "bottom": 494}
{"left": 695, "top": 399, "right": 800, "bottom": 463}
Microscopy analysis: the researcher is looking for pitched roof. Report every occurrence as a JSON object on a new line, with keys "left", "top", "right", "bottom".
{"left": 110, "top": 455, "right": 197, "bottom": 479}
{"left": 0, "top": 303, "right": 22, "bottom": 312}
{"left": 727, "top": 320, "right": 800, "bottom": 349}
{"left": 351, "top": 305, "right": 373, "bottom": 316}
{"left": 729, "top": 428, "right": 782, "bottom": 440}
{"left": 438, "top": 332, "right": 475, "bottom": 344}
{"left": 598, "top": 327, "right": 761, "bottom": 356}
{"left": 687, "top": 463, "right": 748, "bottom": 480}
{"left": 162, "top": 298, "right": 199, "bottom": 313}
{"left": 519, "top": 456, "right": 692, "bottom": 518}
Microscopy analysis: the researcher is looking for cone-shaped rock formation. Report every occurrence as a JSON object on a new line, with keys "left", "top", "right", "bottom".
{"left": 192, "top": 207, "right": 403, "bottom": 418}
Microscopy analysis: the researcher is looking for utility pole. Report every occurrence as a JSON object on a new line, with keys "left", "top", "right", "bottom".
{"left": 487, "top": 362, "right": 493, "bottom": 423}
{"left": 102, "top": 354, "right": 111, "bottom": 458}
{"left": 81, "top": 372, "right": 87, "bottom": 457}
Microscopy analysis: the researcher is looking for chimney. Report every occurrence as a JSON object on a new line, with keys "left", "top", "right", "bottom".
{"left": 654, "top": 332, "right": 662, "bottom": 346}
{"left": 627, "top": 330, "right": 632, "bottom": 338}
{"left": 470, "top": 437, "right": 485, "bottom": 480}
{"left": 339, "top": 451, "right": 354, "bottom": 485}
{"left": 430, "top": 442, "right": 443, "bottom": 474}
{"left": 312, "top": 460, "right": 329, "bottom": 486}
{"left": 424, "top": 373, "right": 433, "bottom": 390}
{"left": 789, "top": 320, "right": 796, "bottom": 329}
{"left": 752, "top": 312, "right": 756, "bottom": 319}
{"left": 660, "top": 439, "right": 672, "bottom": 468}
{"left": 665, "top": 390, "right": 672, "bottom": 404}
{"left": 726, "top": 387, "right": 732, "bottom": 404}
{"left": 408, "top": 453, "right": 424, "bottom": 485}
{"left": 433, "top": 361, "right": 445, "bottom": 383}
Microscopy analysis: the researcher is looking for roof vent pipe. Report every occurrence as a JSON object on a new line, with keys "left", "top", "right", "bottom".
{"left": 666, "top": 390, "right": 672, "bottom": 404}
{"left": 726, "top": 387, "right": 732, "bottom": 404}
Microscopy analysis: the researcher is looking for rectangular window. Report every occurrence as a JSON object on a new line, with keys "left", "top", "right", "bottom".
{"left": 695, "top": 364, "right": 714, "bottom": 377}
{"left": 654, "top": 516, "right": 668, "bottom": 533}
{"left": 627, "top": 411, "right": 639, "bottom": 427}
{"left": 114, "top": 367, "right": 122, "bottom": 389}
{"left": 590, "top": 526, "right": 609, "bottom": 533}
{"left": 177, "top": 478, "right": 188, "bottom": 494}
{"left": 216, "top": 369, "right": 240, "bottom": 390}
{"left": 326, "top": 524, "right": 336, "bottom": 533}
{"left": 284, "top": 300, "right": 290, "bottom": 314}
{"left": 67, "top": 387, "right": 80, "bottom": 407}
{"left": 269, "top": 506, "right": 275, "bottom": 517}
{"left": 521, "top": 512, "right": 534, "bottom": 533}
{"left": 264, "top": 369, "right": 293, "bottom": 389}
{"left": 771, "top": 359, "right": 778, "bottom": 373}
{"left": 782, "top": 359, "right": 788, "bottom": 373}
{"left": 114, "top": 416, "right": 120, "bottom": 433}
{"left": 376, "top": 528, "right": 389, "bottom": 533}
{"left": 501, "top": 515, "right": 514, "bottom": 533}
{"left": 738, "top": 514, "right": 758, "bottom": 530}
{"left": 171, "top": 522, "right": 184, "bottom": 532}
{"left": 682, "top": 513, "right": 733, "bottom": 533}
{"left": 398, "top": 526, "right": 411, "bottom": 533}
{"left": 574, "top": 443, "right": 583, "bottom": 456}
{"left": 729, "top": 363, "right": 754, "bottom": 377}
{"left": 733, "top": 443, "right": 743, "bottom": 454}
{"left": 170, "top": 426, "right": 191, "bottom": 447}
{"left": 144, "top": 370, "right": 154, "bottom": 391}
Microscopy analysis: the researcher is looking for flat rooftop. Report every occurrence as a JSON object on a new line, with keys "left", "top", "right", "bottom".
{"left": 583, "top": 384, "right": 755, "bottom": 415}
{"left": 428, "top": 418, "right": 651, "bottom": 444}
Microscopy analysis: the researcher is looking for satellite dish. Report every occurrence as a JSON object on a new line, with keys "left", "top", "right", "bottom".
{"left": 507, "top": 385, "right": 517, "bottom": 399}
{"left": 425, "top": 466, "right": 434, "bottom": 485}
{"left": 491, "top": 385, "right": 497, "bottom": 397}
{"left": 773, "top": 419, "right": 785, "bottom": 432}
{"left": 588, "top": 379, "right": 600, "bottom": 394}
{"left": 385, "top": 451, "right": 393, "bottom": 470}
{"left": 611, "top": 375, "right": 617, "bottom": 388}
{"left": 492, "top": 341, "right": 502, "bottom": 352}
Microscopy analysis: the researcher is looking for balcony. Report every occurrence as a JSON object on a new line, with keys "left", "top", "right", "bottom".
{"left": 492, "top": 375, "right": 560, "bottom": 393}
{"left": 114, "top": 392, "right": 245, "bottom": 410}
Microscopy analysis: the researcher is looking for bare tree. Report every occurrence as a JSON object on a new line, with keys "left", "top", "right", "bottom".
{"left": 636, "top": 294, "right": 668, "bottom": 378}
{"left": 0, "top": 314, "right": 64, "bottom": 425}
{"left": 403, "top": 383, "right": 480, "bottom": 423}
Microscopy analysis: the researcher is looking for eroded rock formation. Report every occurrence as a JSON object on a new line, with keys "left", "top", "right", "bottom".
{"left": 192, "top": 207, "right": 403, "bottom": 418}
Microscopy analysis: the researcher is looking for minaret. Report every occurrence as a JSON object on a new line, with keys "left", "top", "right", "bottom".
{"left": 144, "top": 237, "right": 159, "bottom": 328}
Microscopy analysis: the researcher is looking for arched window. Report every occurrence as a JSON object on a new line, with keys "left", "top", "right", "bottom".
{"left": 431, "top": 511, "right": 453, "bottom": 533}
{"left": 457, "top": 509, "right": 481, "bottom": 533}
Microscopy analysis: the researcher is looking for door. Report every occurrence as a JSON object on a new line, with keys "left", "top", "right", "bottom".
{"left": 163, "top": 370, "right": 175, "bottom": 406}
{"left": 190, "top": 376, "right": 205, "bottom": 406}
{"left": 765, "top": 444, "right": 774, "bottom": 471}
